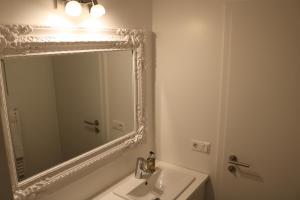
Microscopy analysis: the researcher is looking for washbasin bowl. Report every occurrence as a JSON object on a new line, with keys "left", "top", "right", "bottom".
{"left": 113, "top": 164, "right": 195, "bottom": 200}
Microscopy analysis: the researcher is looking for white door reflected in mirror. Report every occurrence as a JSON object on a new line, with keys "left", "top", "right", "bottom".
{"left": 3, "top": 50, "right": 134, "bottom": 181}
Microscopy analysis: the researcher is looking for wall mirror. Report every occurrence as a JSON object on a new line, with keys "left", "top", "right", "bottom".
{"left": 0, "top": 25, "right": 146, "bottom": 200}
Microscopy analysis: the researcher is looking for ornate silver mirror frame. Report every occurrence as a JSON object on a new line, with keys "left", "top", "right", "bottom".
{"left": 0, "top": 25, "right": 146, "bottom": 200}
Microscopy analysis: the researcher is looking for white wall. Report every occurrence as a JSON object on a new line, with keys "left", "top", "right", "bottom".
{"left": 5, "top": 56, "right": 62, "bottom": 179}
{"left": 0, "top": 0, "right": 153, "bottom": 200}
{"left": 153, "top": 1, "right": 300, "bottom": 200}
{"left": 152, "top": 0, "right": 225, "bottom": 198}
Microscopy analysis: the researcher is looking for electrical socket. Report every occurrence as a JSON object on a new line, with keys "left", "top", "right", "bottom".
{"left": 112, "top": 120, "right": 125, "bottom": 132}
{"left": 191, "top": 140, "right": 210, "bottom": 154}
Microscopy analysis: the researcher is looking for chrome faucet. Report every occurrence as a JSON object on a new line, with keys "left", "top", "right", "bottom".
{"left": 135, "top": 152, "right": 156, "bottom": 179}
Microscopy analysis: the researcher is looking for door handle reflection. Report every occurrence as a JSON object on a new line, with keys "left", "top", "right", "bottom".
{"left": 84, "top": 120, "right": 99, "bottom": 126}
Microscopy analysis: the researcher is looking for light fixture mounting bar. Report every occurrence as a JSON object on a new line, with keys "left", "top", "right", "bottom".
{"left": 78, "top": 0, "right": 95, "bottom": 4}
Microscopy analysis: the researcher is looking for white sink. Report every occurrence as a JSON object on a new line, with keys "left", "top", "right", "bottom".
{"left": 113, "top": 165, "right": 195, "bottom": 200}
{"left": 90, "top": 161, "right": 208, "bottom": 200}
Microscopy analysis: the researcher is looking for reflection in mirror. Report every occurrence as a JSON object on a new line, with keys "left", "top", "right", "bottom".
{"left": 2, "top": 51, "right": 134, "bottom": 181}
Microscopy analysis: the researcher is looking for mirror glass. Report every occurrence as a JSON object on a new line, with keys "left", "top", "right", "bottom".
{"left": 2, "top": 51, "right": 134, "bottom": 181}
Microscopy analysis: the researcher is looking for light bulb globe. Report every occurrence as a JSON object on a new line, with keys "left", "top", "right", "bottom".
{"left": 90, "top": 4, "right": 106, "bottom": 18}
{"left": 65, "top": 1, "right": 82, "bottom": 17}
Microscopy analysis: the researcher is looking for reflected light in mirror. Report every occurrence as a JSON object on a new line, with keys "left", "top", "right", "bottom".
{"left": 80, "top": 18, "right": 105, "bottom": 30}
{"left": 45, "top": 14, "right": 73, "bottom": 28}
{"left": 65, "top": 0, "right": 82, "bottom": 17}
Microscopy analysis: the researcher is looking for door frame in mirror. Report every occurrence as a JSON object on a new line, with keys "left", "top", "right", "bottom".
{"left": 0, "top": 25, "right": 146, "bottom": 200}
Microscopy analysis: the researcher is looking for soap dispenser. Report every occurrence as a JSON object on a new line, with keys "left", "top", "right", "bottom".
{"left": 147, "top": 151, "right": 156, "bottom": 173}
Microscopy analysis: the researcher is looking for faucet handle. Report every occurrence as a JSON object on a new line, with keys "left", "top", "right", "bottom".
{"left": 135, "top": 157, "right": 146, "bottom": 178}
{"left": 136, "top": 157, "right": 146, "bottom": 168}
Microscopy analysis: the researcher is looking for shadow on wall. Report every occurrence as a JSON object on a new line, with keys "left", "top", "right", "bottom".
{"left": 204, "top": 177, "right": 215, "bottom": 200}
{"left": 238, "top": 168, "right": 264, "bottom": 183}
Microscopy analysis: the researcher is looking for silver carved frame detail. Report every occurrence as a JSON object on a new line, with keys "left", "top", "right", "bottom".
{"left": 0, "top": 25, "right": 146, "bottom": 200}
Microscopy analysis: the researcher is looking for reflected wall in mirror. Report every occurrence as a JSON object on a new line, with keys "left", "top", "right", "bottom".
{"left": 2, "top": 51, "right": 134, "bottom": 181}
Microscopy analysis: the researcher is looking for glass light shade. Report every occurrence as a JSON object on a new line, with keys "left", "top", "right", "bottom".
{"left": 65, "top": 1, "right": 82, "bottom": 17}
{"left": 90, "top": 4, "right": 106, "bottom": 18}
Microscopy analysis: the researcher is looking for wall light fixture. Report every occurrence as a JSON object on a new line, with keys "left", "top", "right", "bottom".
{"left": 63, "top": 0, "right": 105, "bottom": 18}
{"left": 65, "top": 1, "right": 82, "bottom": 16}
{"left": 90, "top": 0, "right": 106, "bottom": 18}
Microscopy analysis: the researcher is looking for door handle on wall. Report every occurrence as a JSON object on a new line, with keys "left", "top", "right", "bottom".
{"left": 228, "top": 155, "right": 250, "bottom": 168}
{"left": 84, "top": 120, "right": 99, "bottom": 126}
{"left": 227, "top": 155, "right": 250, "bottom": 173}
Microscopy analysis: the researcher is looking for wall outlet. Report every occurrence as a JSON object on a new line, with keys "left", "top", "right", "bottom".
{"left": 112, "top": 120, "right": 125, "bottom": 132}
{"left": 191, "top": 140, "right": 210, "bottom": 154}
